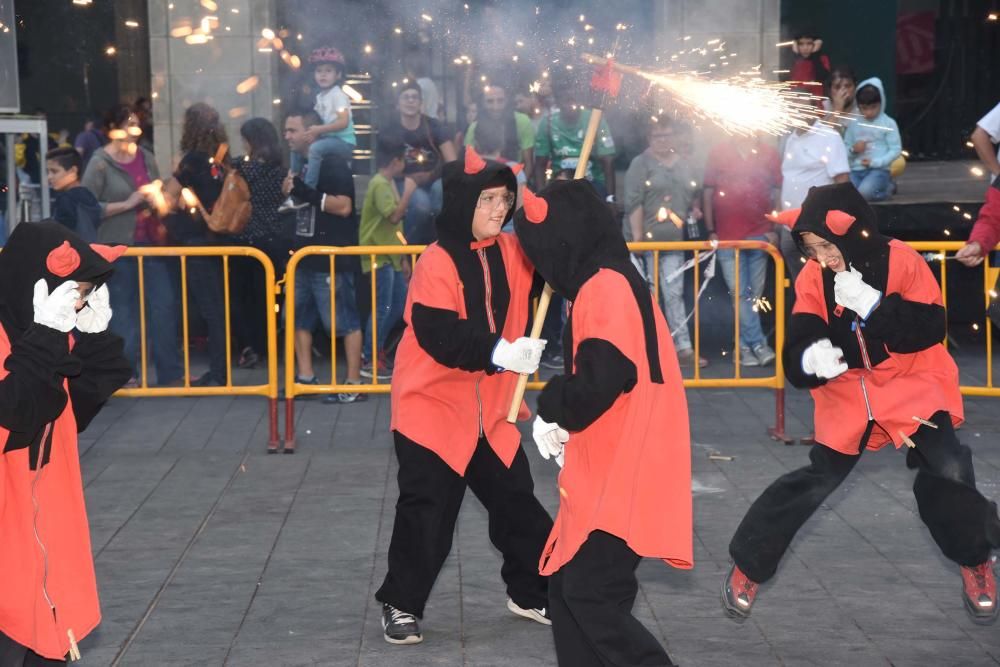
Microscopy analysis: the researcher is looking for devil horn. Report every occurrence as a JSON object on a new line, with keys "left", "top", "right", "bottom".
{"left": 464, "top": 145, "right": 487, "bottom": 174}
{"left": 825, "top": 210, "right": 856, "bottom": 236}
{"left": 90, "top": 243, "right": 128, "bottom": 263}
{"left": 522, "top": 188, "right": 548, "bottom": 224}
{"left": 766, "top": 208, "right": 801, "bottom": 228}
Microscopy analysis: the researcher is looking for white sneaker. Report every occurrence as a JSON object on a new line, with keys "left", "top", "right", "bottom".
{"left": 507, "top": 597, "right": 552, "bottom": 626}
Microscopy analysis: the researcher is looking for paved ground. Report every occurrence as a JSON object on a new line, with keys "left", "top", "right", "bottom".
{"left": 70, "top": 353, "right": 1000, "bottom": 667}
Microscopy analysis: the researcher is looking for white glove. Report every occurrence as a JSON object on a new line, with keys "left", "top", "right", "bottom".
{"left": 802, "top": 338, "right": 849, "bottom": 380}
{"left": 492, "top": 337, "right": 547, "bottom": 374}
{"left": 532, "top": 415, "right": 569, "bottom": 466}
{"left": 833, "top": 266, "right": 881, "bottom": 319}
{"left": 32, "top": 279, "right": 80, "bottom": 333}
{"left": 75, "top": 284, "right": 112, "bottom": 334}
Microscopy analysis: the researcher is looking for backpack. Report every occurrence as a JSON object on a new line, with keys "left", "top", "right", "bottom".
{"left": 204, "top": 143, "right": 252, "bottom": 235}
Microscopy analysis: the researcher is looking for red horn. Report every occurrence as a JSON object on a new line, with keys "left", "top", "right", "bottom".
{"left": 46, "top": 241, "right": 81, "bottom": 278}
{"left": 825, "top": 210, "right": 856, "bottom": 236}
{"left": 766, "top": 208, "right": 801, "bottom": 228}
{"left": 464, "top": 145, "right": 487, "bottom": 174}
{"left": 510, "top": 163, "right": 524, "bottom": 176}
{"left": 90, "top": 243, "right": 128, "bottom": 263}
{"left": 522, "top": 188, "right": 548, "bottom": 224}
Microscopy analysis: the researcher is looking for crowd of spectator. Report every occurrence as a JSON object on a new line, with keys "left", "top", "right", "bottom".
{"left": 12, "top": 34, "right": 998, "bottom": 395}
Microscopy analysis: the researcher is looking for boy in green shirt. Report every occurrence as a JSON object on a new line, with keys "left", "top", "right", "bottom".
{"left": 359, "top": 139, "right": 415, "bottom": 379}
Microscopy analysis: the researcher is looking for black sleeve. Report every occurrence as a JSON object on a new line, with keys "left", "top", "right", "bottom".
{"left": 783, "top": 312, "right": 830, "bottom": 390}
{"left": 0, "top": 325, "right": 72, "bottom": 433}
{"left": 863, "top": 293, "right": 946, "bottom": 354}
{"left": 68, "top": 331, "right": 133, "bottom": 432}
{"left": 318, "top": 157, "right": 356, "bottom": 203}
{"left": 536, "top": 338, "right": 637, "bottom": 432}
{"left": 411, "top": 303, "right": 502, "bottom": 373}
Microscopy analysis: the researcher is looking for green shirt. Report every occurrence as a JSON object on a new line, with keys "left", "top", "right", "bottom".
{"left": 534, "top": 109, "right": 616, "bottom": 184}
{"left": 359, "top": 173, "right": 404, "bottom": 272}
{"left": 464, "top": 112, "right": 536, "bottom": 159}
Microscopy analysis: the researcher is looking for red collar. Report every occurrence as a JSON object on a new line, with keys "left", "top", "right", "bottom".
{"left": 469, "top": 237, "right": 498, "bottom": 250}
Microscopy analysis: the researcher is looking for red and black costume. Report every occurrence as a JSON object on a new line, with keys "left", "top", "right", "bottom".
{"left": 727, "top": 182, "right": 1000, "bottom": 621}
{"left": 514, "top": 181, "right": 693, "bottom": 667}
{"left": 0, "top": 223, "right": 131, "bottom": 664}
{"left": 376, "top": 150, "right": 552, "bottom": 620}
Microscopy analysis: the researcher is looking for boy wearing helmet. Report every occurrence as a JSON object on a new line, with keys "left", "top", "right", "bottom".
{"left": 375, "top": 147, "right": 553, "bottom": 646}
{"left": 723, "top": 182, "right": 1000, "bottom": 626}
{"left": 282, "top": 46, "right": 357, "bottom": 210}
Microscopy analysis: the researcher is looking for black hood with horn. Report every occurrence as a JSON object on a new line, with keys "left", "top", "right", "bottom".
{"left": 435, "top": 145, "right": 517, "bottom": 258}
{"left": 514, "top": 179, "right": 663, "bottom": 383}
{"left": 0, "top": 221, "right": 122, "bottom": 342}
{"left": 791, "top": 181, "right": 890, "bottom": 271}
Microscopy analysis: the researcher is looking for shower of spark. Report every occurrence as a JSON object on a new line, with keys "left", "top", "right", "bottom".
{"left": 584, "top": 54, "right": 851, "bottom": 137}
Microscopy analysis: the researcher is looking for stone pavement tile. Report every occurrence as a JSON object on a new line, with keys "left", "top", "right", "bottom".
{"left": 225, "top": 640, "right": 361, "bottom": 667}
{"left": 872, "top": 638, "right": 999, "bottom": 667}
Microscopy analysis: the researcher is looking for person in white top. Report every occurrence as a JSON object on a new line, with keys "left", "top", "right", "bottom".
{"left": 972, "top": 102, "right": 1000, "bottom": 184}
{"left": 777, "top": 112, "right": 850, "bottom": 279}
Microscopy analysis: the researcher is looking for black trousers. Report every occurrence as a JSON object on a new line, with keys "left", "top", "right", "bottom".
{"left": 375, "top": 432, "right": 553, "bottom": 618}
{"left": 731, "top": 411, "right": 1000, "bottom": 584}
{"left": 549, "top": 531, "right": 676, "bottom": 667}
{"left": 0, "top": 632, "right": 65, "bottom": 667}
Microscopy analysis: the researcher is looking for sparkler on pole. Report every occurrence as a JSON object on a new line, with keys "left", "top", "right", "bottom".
{"left": 582, "top": 53, "right": 855, "bottom": 137}
{"left": 507, "top": 57, "right": 623, "bottom": 423}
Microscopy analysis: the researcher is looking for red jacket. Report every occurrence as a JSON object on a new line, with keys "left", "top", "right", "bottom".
{"left": 390, "top": 234, "right": 534, "bottom": 474}
{"left": 536, "top": 269, "right": 693, "bottom": 575}
{"left": 967, "top": 184, "right": 1000, "bottom": 255}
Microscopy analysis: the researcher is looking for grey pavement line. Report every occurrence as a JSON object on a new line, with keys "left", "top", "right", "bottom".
{"left": 80, "top": 399, "right": 139, "bottom": 458}
{"left": 806, "top": 464, "right": 1000, "bottom": 662}
{"left": 709, "top": 450, "right": 861, "bottom": 662}
{"left": 93, "top": 457, "right": 181, "bottom": 558}
{"left": 109, "top": 448, "right": 253, "bottom": 667}
{"left": 355, "top": 433, "right": 397, "bottom": 667}
{"left": 753, "top": 439, "right": 998, "bottom": 662}
{"left": 153, "top": 397, "right": 201, "bottom": 455}
{"left": 82, "top": 460, "right": 114, "bottom": 490}
{"left": 222, "top": 457, "right": 313, "bottom": 665}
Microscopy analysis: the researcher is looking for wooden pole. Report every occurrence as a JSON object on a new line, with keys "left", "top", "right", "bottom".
{"left": 506, "top": 107, "right": 606, "bottom": 423}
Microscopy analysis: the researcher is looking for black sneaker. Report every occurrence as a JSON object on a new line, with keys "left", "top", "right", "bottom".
{"left": 277, "top": 196, "right": 309, "bottom": 213}
{"left": 381, "top": 603, "right": 422, "bottom": 645}
{"left": 506, "top": 597, "right": 552, "bottom": 626}
{"left": 540, "top": 353, "right": 564, "bottom": 370}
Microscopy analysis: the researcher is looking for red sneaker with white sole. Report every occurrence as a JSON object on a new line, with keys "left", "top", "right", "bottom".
{"left": 961, "top": 561, "right": 998, "bottom": 625}
{"left": 722, "top": 562, "right": 759, "bottom": 620}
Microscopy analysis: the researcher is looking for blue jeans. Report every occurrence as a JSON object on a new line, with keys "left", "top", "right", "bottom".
{"left": 850, "top": 168, "right": 892, "bottom": 202}
{"left": 633, "top": 251, "right": 693, "bottom": 352}
{"left": 107, "top": 253, "right": 183, "bottom": 384}
{"left": 362, "top": 264, "right": 408, "bottom": 360}
{"left": 717, "top": 235, "right": 769, "bottom": 350}
{"left": 293, "top": 267, "right": 361, "bottom": 336}
{"left": 397, "top": 178, "right": 443, "bottom": 245}
{"left": 291, "top": 135, "right": 355, "bottom": 188}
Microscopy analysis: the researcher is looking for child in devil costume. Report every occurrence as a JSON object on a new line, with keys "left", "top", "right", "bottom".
{"left": 0, "top": 222, "right": 132, "bottom": 664}
{"left": 723, "top": 182, "right": 1000, "bottom": 625}
{"left": 513, "top": 180, "right": 694, "bottom": 667}
{"left": 375, "top": 146, "right": 554, "bottom": 645}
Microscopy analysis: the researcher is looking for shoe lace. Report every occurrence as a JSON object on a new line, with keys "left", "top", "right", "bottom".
{"left": 388, "top": 606, "right": 416, "bottom": 625}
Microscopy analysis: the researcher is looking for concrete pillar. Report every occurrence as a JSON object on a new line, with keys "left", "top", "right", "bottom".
{"left": 147, "top": 0, "right": 278, "bottom": 174}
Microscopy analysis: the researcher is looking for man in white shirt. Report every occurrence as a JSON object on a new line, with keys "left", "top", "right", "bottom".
{"left": 972, "top": 102, "right": 1000, "bottom": 184}
{"left": 777, "top": 119, "right": 850, "bottom": 279}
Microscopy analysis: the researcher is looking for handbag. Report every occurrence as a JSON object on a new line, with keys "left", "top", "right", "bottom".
{"left": 204, "top": 143, "right": 252, "bottom": 235}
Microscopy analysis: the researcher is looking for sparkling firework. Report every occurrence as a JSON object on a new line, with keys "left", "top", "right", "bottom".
{"left": 583, "top": 53, "right": 851, "bottom": 137}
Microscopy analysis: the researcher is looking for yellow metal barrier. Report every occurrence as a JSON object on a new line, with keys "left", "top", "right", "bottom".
{"left": 112, "top": 246, "right": 280, "bottom": 449}
{"left": 905, "top": 241, "right": 1000, "bottom": 398}
{"left": 283, "top": 240, "right": 789, "bottom": 447}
